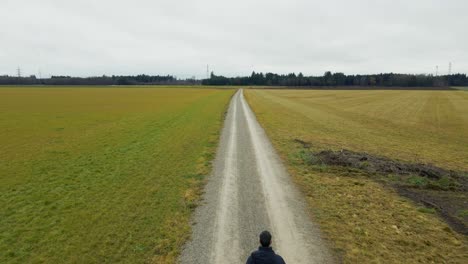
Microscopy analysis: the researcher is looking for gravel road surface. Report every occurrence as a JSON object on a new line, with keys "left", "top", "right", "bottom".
{"left": 179, "top": 90, "right": 333, "bottom": 264}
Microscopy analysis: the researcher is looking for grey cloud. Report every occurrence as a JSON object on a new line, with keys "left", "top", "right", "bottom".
{"left": 1, "top": 0, "right": 467, "bottom": 78}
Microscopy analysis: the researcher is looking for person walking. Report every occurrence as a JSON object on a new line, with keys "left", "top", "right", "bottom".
{"left": 246, "top": 231, "right": 286, "bottom": 264}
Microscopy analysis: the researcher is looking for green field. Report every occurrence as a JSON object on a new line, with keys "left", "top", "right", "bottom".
{"left": 245, "top": 89, "right": 468, "bottom": 263}
{"left": 0, "top": 87, "right": 234, "bottom": 263}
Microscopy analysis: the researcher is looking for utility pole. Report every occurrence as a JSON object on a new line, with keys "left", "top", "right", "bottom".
{"left": 17, "top": 66, "right": 21, "bottom": 78}
{"left": 448, "top": 62, "right": 452, "bottom": 86}
{"left": 435, "top": 65, "right": 439, "bottom": 77}
{"left": 206, "top": 64, "right": 209, "bottom": 79}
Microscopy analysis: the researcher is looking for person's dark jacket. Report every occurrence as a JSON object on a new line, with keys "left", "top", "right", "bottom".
{"left": 246, "top": 246, "right": 286, "bottom": 264}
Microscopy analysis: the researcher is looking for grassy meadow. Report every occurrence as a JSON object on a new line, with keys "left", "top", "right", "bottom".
{"left": 245, "top": 89, "right": 468, "bottom": 263}
{"left": 0, "top": 87, "right": 234, "bottom": 263}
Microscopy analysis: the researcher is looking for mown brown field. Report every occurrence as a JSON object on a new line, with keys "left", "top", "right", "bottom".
{"left": 245, "top": 89, "right": 468, "bottom": 263}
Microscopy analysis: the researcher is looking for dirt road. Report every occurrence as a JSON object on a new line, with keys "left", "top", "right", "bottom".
{"left": 179, "top": 90, "right": 332, "bottom": 263}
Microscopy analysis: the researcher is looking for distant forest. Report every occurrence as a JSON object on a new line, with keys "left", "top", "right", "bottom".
{"left": 202, "top": 71, "right": 468, "bottom": 87}
{"left": 0, "top": 75, "right": 199, "bottom": 85}
{"left": 1, "top": 71, "right": 468, "bottom": 87}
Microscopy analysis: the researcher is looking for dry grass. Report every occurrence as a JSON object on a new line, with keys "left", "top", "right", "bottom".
{"left": 0, "top": 87, "right": 235, "bottom": 263}
{"left": 246, "top": 89, "right": 468, "bottom": 170}
{"left": 245, "top": 89, "right": 468, "bottom": 263}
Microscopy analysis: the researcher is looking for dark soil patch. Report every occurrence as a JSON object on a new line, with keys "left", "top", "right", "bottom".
{"left": 313, "top": 149, "right": 467, "bottom": 191}
{"left": 396, "top": 188, "right": 468, "bottom": 235}
{"left": 294, "top": 139, "right": 468, "bottom": 235}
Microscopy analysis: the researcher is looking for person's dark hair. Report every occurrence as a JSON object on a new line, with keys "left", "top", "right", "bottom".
{"left": 259, "top": 230, "right": 272, "bottom": 247}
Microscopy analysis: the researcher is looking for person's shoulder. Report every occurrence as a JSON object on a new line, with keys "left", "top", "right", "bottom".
{"left": 246, "top": 255, "right": 252, "bottom": 264}
{"left": 250, "top": 249, "right": 261, "bottom": 255}
{"left": 274, "top": 253, "right": 286, "bottom": 264}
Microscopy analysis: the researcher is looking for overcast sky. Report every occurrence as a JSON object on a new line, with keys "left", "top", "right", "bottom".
{"left": 1, "top": 0, "right": 467, "bottom": 78}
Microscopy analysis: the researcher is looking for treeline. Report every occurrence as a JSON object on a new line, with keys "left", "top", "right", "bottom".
{"left": 202, "top": 71, "right": 468, "bottom": 87}
{"left": 0, "top": 74, "right": 200, "bottom": 85}
{"left": 2, "top": 72, "right": 468, "bottom": 87}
